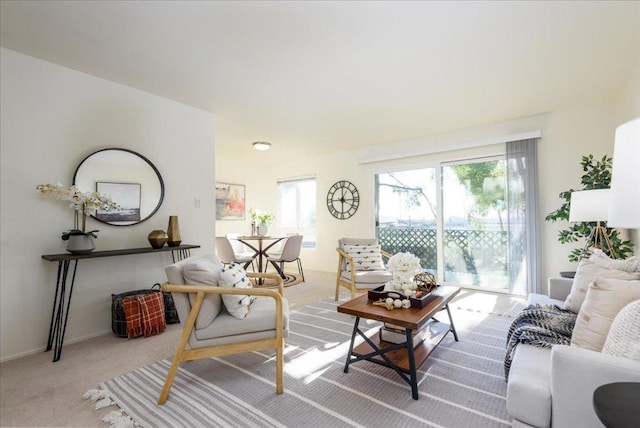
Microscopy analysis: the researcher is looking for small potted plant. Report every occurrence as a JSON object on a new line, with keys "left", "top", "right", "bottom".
{"left": 249, "top": 208, "right": 275, "bottom": 236}
{"left": 36, "top": 182, "right": 120, "bottom": 254}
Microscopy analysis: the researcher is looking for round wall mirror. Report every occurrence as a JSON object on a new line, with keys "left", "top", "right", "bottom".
{"left": 73, "top": 148, "right": 164, "bottom": 226}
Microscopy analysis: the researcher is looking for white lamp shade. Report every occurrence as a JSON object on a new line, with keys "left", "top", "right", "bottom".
{"left": 607, "top": 118, "right": 640, "bottom": 228}
{"left": 569, "top": 189, "right": 611, "bottom": 222}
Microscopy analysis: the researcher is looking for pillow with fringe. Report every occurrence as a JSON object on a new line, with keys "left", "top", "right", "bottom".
{"left": 590, "top": 249, "right": 640, "bottom": 272}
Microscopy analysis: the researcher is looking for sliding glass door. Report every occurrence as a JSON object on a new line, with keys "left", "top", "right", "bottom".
{"left": 375, "top": 168, "right": 438, "bottom": 276}
{"left": 375, "top": 149, "right": 534, "bottom": 295}
{"left": 441, "top": 157, "right": 508, "bottom": 292}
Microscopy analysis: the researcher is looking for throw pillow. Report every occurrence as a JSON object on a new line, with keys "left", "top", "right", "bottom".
{"left": 342, "top": 244, "right": 385, "bottom": 272}
{"left": 602, "top": 300, "right": 640, "bottom": 361}
{"left": 182, "top": 255, "right": 224, "bottom": 329}
{"left": 219, "top": 262, "right": 255, "bottom": 319}
{"left": 564, "top": 259, "right": 640, "bottom": 313}
{"left": 570, "top": 276, "right": 640, "bottom": 352}
{"left": 590, "top": 249, "right": 640, "bottom": 272}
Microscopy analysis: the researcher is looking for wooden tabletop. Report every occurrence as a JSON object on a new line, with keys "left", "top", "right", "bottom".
{"left": 337, "top": 285, "right": 460, "bottom": 330}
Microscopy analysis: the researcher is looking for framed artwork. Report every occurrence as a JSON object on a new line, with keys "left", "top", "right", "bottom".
{"left": 216, "top": 182, "right": 245, "bottom": 220}
{"left": 96, "top": 182, "right": 141, "bottom": 223}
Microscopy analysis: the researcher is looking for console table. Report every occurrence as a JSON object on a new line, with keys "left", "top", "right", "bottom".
{"left": 42, "top": 244, "right": 200, "bottom": 362}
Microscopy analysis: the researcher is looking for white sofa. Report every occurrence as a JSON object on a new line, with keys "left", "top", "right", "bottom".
{"left": 506, "top": 277, "right": 640, "bottom": 428}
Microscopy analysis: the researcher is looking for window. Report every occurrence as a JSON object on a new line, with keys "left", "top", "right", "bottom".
{"left": 278, "top": 177, "right": 316, "bottom": 248}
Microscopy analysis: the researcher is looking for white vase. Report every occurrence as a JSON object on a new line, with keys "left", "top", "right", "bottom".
{"left": 66, "top": 235, "right": 95, "bottom": 254}
{"left": 256, "top": 223, "right": 269, "bottom": 236}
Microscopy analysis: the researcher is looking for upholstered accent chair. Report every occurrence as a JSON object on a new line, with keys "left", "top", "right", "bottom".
{"left": 335, "top": 238, "right": 393, "bottom": 300}
{"left": 158, "top": 255, "right": 288, "bottom": 405}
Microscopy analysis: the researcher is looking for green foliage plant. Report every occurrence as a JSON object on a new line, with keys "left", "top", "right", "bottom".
{"left": 545, "top": 154, "right": 633, "bottom": 262}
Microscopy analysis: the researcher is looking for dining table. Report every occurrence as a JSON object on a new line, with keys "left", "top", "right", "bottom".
{"left": 235, "top": 235, "right": 287, "bottom": 279}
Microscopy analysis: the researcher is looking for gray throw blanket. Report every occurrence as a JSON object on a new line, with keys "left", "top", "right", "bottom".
{"left": 504, "top": 304, "right": 577, "bottom": 380}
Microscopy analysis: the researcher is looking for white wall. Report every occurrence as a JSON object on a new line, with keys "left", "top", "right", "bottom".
{"left": 217, "top": 98, "right": 637, "bottom": 293}
{"left": 0, "top": 49, "right": 215, "bottom": 361}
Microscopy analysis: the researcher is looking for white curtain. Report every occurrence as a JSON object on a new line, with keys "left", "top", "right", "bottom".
{"left": 506, "top": 138, "right": 539, "bottom": 295}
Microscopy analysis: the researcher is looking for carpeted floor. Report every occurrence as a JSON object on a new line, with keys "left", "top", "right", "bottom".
{"left": 85, "top": 297, "right": 513, "bottom": 427}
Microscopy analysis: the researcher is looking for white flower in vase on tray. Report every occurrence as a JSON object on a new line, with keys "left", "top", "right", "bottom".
{"left": 387, "top": 252, "right": 422, "bottom": 277}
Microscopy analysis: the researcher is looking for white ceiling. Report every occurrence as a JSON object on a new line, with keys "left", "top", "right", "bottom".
{"left": 1, "top": 1, "right": 638, "bottom": 162}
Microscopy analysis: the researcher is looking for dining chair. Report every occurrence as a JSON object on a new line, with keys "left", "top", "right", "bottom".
{"left": 266, "top": 234, "right": 305, "bottom": 282}
{"left": 159, "top": 255, "right": 287, "bottom": 404}
{"left": 215, "top": 236, "right": 255, "bottom": 271}
{"left": 335, "top": 237, "right": 393, "bottom": 300}
{"left": 226, "top": 233, "right": 254, "bottom": 256}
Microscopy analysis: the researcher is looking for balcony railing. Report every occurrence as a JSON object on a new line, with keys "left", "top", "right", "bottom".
{"left": 377, "top": 226, "right": 510, "bottom": 289}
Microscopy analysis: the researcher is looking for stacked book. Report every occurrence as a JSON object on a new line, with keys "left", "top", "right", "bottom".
{"left": 379, "top": 322, "right": 428, "bottom": 347}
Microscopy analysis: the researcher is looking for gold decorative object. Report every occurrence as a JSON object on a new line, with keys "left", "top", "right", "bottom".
{"left": 414, "top": 272, "right": 438, "bottom": 293}
{"left": 167, "top": 215, "right": 181, "bottom": 247}
{"left": 148, "top": 230, "right": 168, "bottom": 249}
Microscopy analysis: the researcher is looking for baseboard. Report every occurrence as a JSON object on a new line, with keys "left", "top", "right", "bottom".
{"left": 0, "top": 329, "right": 112, "bottom": 363}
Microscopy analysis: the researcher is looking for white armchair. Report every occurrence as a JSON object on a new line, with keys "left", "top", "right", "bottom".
{"left": 158, "top": 255, "right": 288, "bottom": 405}
{"left": 335, "top": 238, "right": 393, "bottom": 300}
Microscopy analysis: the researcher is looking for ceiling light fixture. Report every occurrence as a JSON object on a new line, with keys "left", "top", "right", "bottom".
{"left": 252, "top": 141, "right": 271, "bottom": 151}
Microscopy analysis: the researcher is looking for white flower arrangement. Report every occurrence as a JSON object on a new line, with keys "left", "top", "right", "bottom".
{"left": 387, "top": 252, "right": 422, "bottom": 275}
{"left": 36, "top": 182, "right": 120, "bottom": 239}
{"left": 381, "top": 252, "right": 423, "bottom": 307}
{"left": 249, "top": 208, "right": 275, "bottom": 226}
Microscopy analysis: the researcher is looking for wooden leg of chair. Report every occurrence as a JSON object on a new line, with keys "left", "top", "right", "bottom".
{"left": 276, "top": 339, "right": 284, "bottom": 395}
{"left": 158, "top": 291, "right": 202, "bottom": 405}
{"left": 158, "top": 353, "right": 182, "bottom": 405}
{"left": 335, "top": 281, "right": 340, "bottom": 301}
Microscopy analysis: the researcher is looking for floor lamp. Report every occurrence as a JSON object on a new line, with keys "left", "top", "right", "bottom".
{"left": 569, "top": 188, "right": 615, "bottom": 259}
{"left": 608, "top": 117, "right": 640, "bottom": 230}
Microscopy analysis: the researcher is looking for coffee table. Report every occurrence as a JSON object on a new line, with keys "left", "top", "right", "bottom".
{"left": 337, "top": 285, "right": 460, "bottom": 400}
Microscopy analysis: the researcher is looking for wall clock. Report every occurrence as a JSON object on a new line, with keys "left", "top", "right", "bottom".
{"left": 326, "top": 180, "right": 359, "bottom": 219}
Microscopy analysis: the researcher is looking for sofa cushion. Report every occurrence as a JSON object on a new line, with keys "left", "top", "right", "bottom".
{"left": 182, "top": 255, "right": 224, "bottom": 329}
{"left": 341, "top": 269, "right": 393, "bottom": 287}
{"left": 590, "top": 249, "right": 640, "bottom": 272}
{"left": 564, "top": 259, "right": 640, "bottom": 313}
{"left": 526, "top": 293, "right": 564, "bottom": 307}
{"left": 571, "top": 276, "right": 640, "bottom": 351}
{"left": 195, "top": 296, "right": 289, "bottom": 343}
{"left": 602, "top": 300, "right": 640, "bottom": 360}
{"left": 506, "top": 344, "right": 552, "bottom": 428}
{"left": 219, "top": 262, "right": 255, "bottom": 319}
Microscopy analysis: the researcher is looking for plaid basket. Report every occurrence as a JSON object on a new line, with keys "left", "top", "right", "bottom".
{"left": 112, "top": 285, "right": 180, "bottom": 338}
{"left": 111, "top": 289, "right": 161, "bottom": 338}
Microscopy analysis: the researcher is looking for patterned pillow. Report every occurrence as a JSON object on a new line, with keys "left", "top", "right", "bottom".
{"left": 570, "top": 276, "right": 640, "bottom": 352}
{"left": 602, "top": 300, "right": 640, "bottom": 360}
{"left": 219, "top": 262, "right": 255, "bottom": 319}
{"left": 342, "top": 244, "right": 385, "bottom": 272}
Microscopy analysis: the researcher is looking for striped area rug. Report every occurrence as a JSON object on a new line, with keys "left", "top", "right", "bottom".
{"left": 87, "top": 297, "right": 513, "bottom": 427}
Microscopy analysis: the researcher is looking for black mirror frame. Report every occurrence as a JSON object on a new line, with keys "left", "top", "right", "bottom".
{"left": 73, "top": 148, "right": 165, "bottom": 227}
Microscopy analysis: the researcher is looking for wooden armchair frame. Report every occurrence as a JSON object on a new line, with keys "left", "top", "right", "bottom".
{"left": 158, "top": 272, "right": 285, "bottom": 405}
{"left": 335, "top": 247, "right": 392, "bottom": 300}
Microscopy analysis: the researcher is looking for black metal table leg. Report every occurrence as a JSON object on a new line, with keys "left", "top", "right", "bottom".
{"left": 46, "top": 260, "right": 78, "bottom": 362}
{"left": 445, "top": 304, "right": 459, "bottom": 341}
{"left": 406, "top": 328, "right": 419, "bottom": 399}
{"left": 46, "top": 261, "right": 64, "bottom": 352}
{"left": 344, "top": 317, "right": 360, "bottom": 373}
